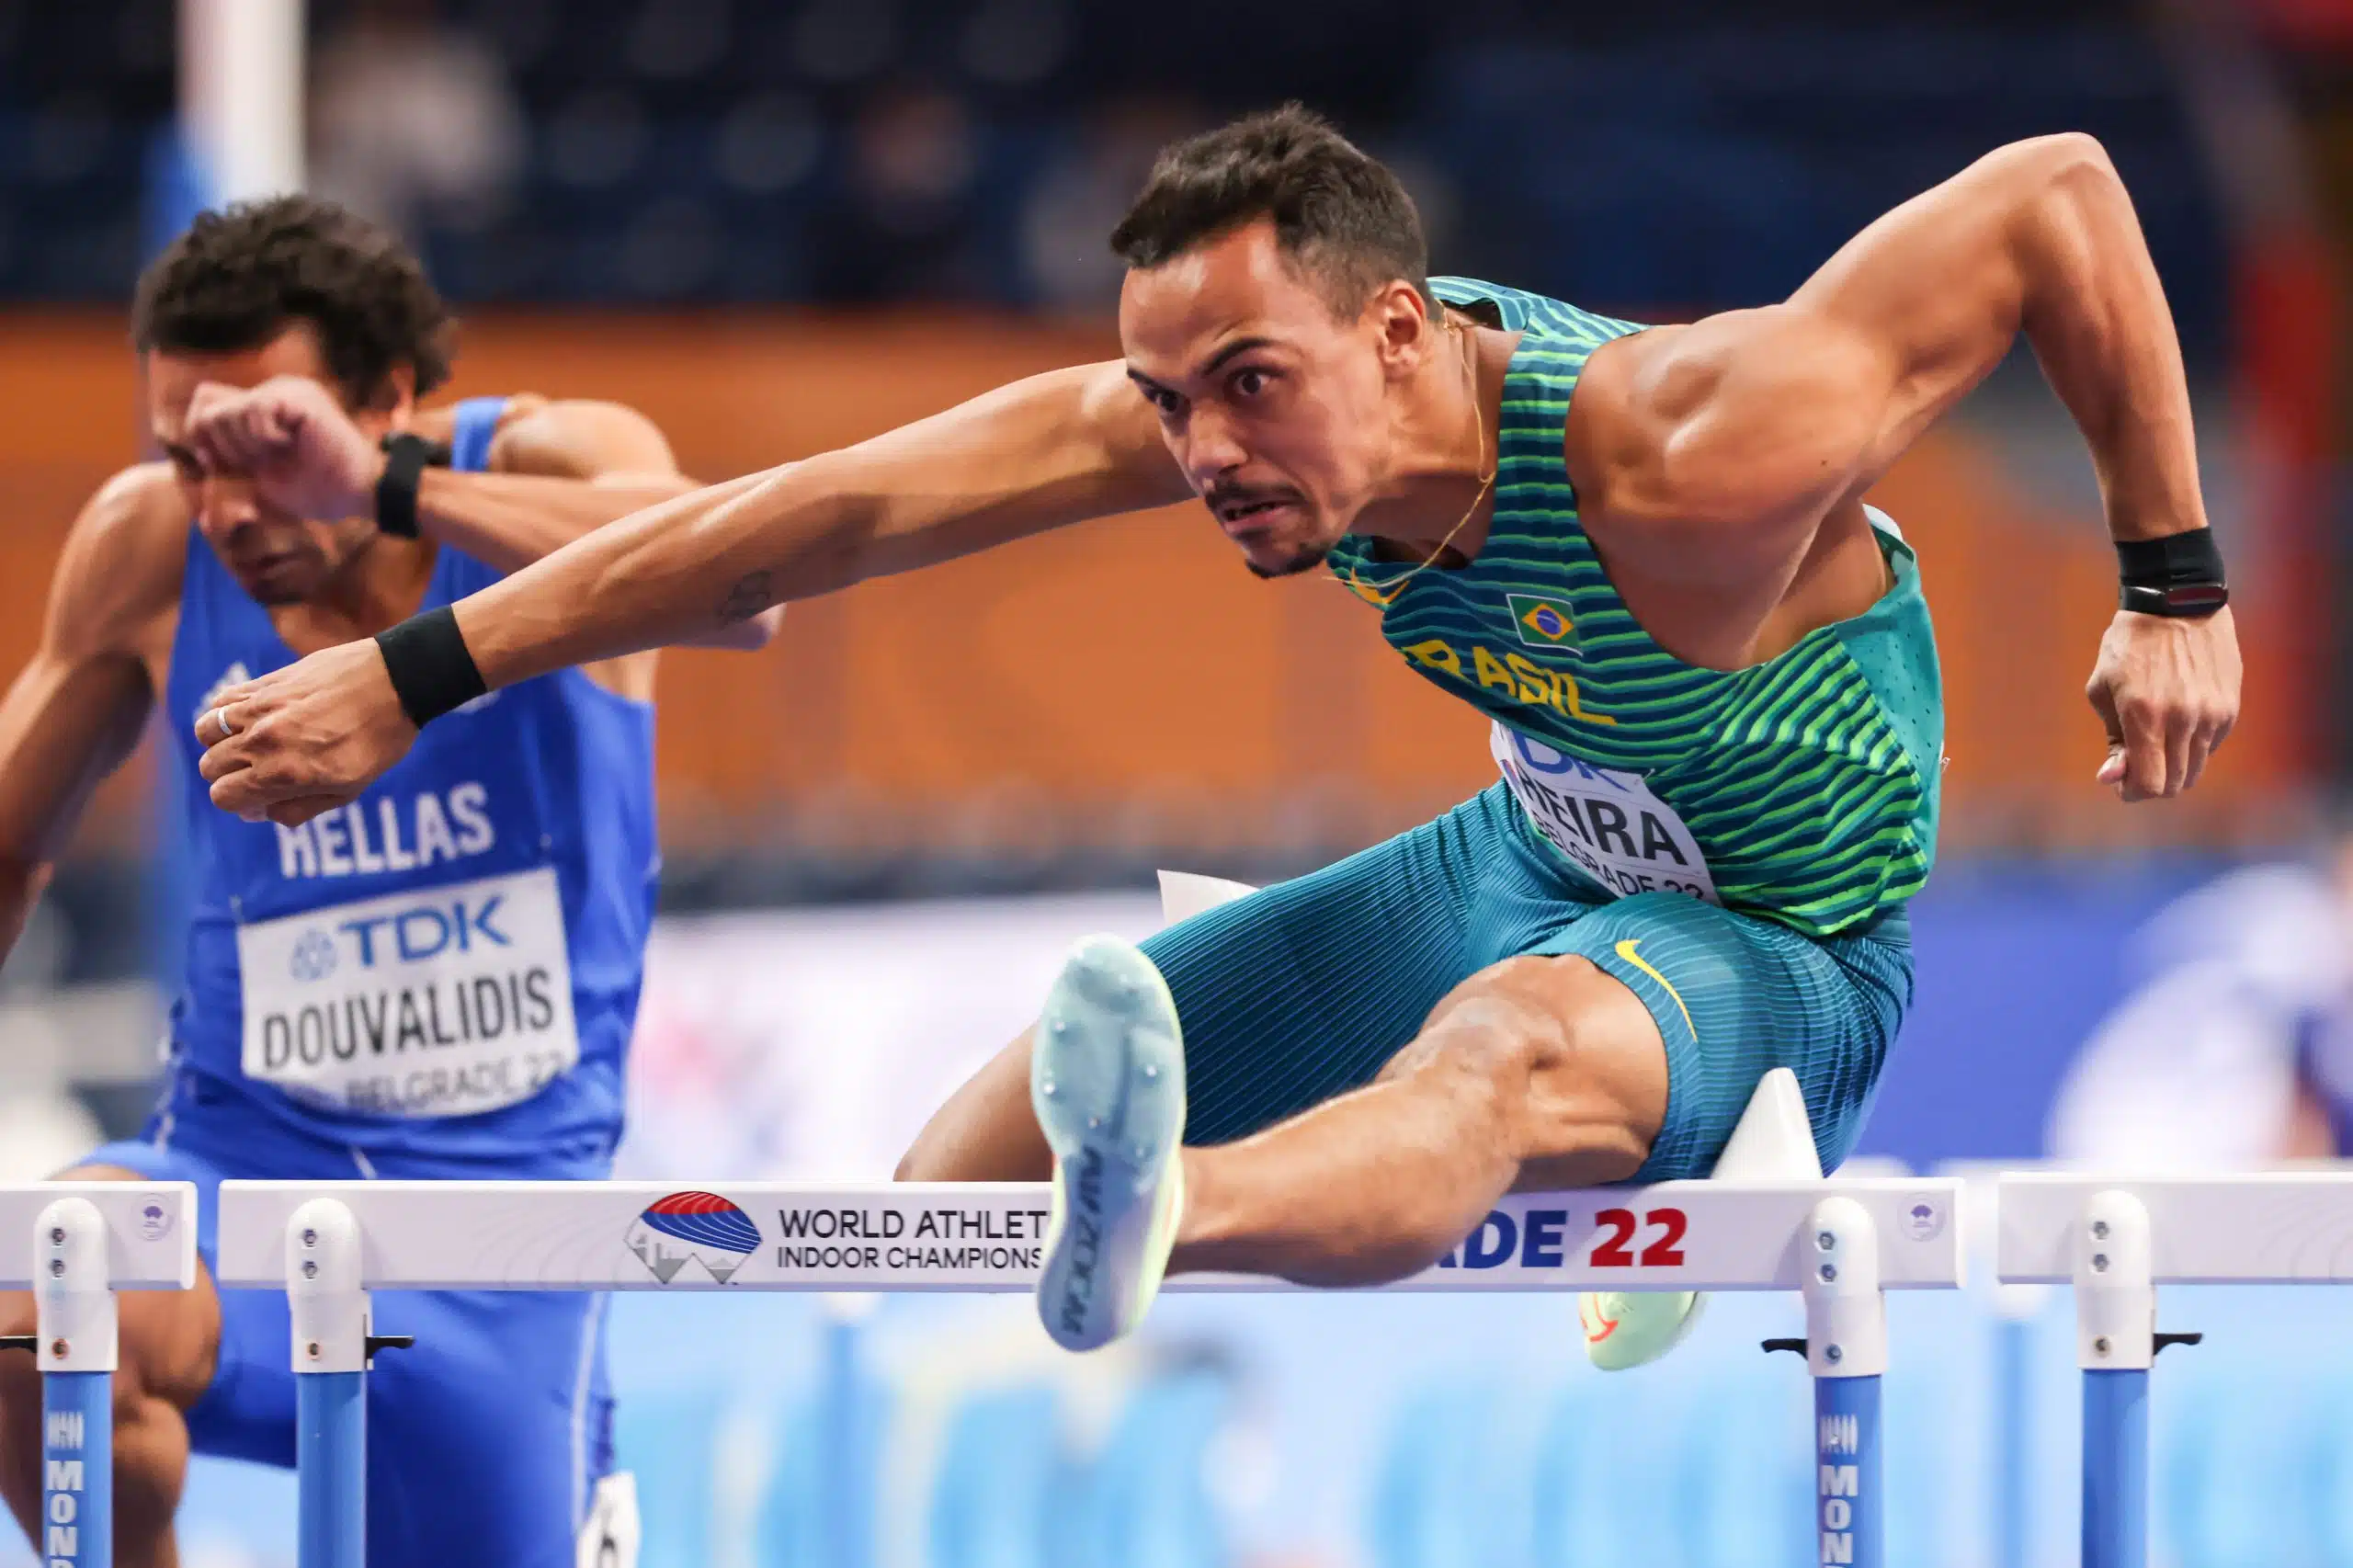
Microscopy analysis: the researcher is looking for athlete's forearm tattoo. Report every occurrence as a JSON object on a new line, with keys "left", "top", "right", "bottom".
{"left": 717, "top": 570, "right": 774, "bottom": 626}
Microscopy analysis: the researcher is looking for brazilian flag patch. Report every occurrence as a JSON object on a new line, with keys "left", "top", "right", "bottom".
{"left": 1507, "top": 593, "right": 1581, "bottom": 652}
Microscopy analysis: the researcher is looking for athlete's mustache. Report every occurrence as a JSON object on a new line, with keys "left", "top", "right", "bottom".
{"left": 1202, "top": 482, "right": 1302, "bottom": 522}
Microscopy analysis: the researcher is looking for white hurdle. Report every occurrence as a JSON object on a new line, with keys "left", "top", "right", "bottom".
{"left": 0, "top": 1183, "right": 197, "bottom": 1568}
{"left": 216, "top": 1172, "right": 1964, "bottom": 1568}
{"left": 1995, "top": 1171, "right": 2353, "bottom": 1568}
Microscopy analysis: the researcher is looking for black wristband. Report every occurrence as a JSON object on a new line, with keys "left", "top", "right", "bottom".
{"left": 375, "top": 606, "right": 487, "bottom": 728}
{"left": 374, "top": 433, "right": 449, "bottom": 539}
{"left": 2116, "top": 527, "right": 2228, "bottom": 619}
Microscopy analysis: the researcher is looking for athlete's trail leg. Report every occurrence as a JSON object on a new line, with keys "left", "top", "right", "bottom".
{"left": 1170, "top": 954, "right": 1669, "bottom": 1286}
{"left": 0, "top": 1165, "right": 218, "bottom": 1568}
{"left": 898, "top": 1031, "right": 1052, "bottom": 1182}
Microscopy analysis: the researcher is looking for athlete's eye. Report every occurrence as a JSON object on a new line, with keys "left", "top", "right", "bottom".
{"left": 1231, "top": 368, "right": 1270, "bottom": 400}
{"left": 1142, "top": 385, "right": 1183, "bottom": 418}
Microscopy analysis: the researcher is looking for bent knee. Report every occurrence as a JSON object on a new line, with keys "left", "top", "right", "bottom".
{"left": 1420, "top": 954, "right": 1647, "bottom": 1077}
{"left": 1413, "top": 953, "right": 1668, "bottom": 1164}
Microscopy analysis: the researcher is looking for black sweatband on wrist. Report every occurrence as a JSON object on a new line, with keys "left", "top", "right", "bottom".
{"left": 374, "top": 433, "right": 449, "bottom": 539}
{"left": 375, "top": 606, "right": 487, "bottom": 728}
{"left": 2116, "top": 527, "right": 2228, "bottom": 619}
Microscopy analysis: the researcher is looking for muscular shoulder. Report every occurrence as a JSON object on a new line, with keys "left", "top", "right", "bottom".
{"left": 488, "top": 394, "right": 682, "bottom": 482}
{"left": 1569, "top": 306, "right": 1888, "bottom": 534}
{"left": 48, "top": 462, "right": 188, "bottom": 655}
{"left": 407, "top": 394, "right": 684, "bottom": 482}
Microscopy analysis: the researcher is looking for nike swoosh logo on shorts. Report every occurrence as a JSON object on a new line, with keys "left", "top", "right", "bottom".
{"left": 1614, "top": 937, "right": 1695, "bottom": 1039}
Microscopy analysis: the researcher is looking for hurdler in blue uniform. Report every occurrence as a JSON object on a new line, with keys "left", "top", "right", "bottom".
{"left": 0, "top": 198, "right": 777, "bottom": 1567}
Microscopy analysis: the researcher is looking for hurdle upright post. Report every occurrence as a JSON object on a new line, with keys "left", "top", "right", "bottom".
{"left": 1799, "top": 1195, "right": 1885, "bottom": 1568}
{"left": 0, "top": 1183, "right": 196, "bottom": 1568}
{"left": 288, "top": 1197, "right": 369, "bottom": 1568}
{"left": 2075, "top": 1189, "right": 2154, "bottom": 1568}
{"left": 35, "top": 1198, "right": 116, "bottom": 1568}
{"left": 1997, "top": 1174, "right": 2264, "bottom": 1568}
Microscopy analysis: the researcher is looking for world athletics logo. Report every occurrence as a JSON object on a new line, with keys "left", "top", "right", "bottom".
{"left": 624, "top": 1191, "right": 761, "bottom": 1285}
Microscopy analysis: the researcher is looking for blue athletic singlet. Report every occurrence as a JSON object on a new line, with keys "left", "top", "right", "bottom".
{"left": 157, "top": 397, "right": 657, "bottom": 1169}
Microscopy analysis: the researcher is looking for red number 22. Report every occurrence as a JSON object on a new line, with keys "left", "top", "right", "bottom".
{"left": 1590, "top": 1206, "right": 1688, "bottom": 1267}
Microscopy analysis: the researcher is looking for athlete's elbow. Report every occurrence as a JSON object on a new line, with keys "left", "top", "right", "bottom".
{"left": 1986, "top": 131, "right": 2117, "bottom": 192}
{"left": 1981, "top": 133, "right": 2131, "bottom": 254}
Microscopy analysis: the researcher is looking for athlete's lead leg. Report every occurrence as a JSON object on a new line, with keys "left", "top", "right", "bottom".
{"left": 1029, "top": 936, "right": 1668, "bottom": 1347}
{"left": 1169, "top": 951, "right": 1668, "bottom": 1284}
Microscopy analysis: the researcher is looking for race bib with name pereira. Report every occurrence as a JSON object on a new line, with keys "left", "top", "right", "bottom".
{"left": 1490, "top": 722, "right": 1720, "bottom": 903}
{"left": 236, "top": 866, "right": 579, "bottom": 1118}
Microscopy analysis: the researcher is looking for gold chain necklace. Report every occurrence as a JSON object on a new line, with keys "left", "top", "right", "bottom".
{"left": 1336, "top": 320, "right": 1498, "bottom": 606}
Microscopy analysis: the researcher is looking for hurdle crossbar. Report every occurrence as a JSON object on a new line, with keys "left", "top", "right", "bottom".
{"left": 214, "top": 1177, "right": 1964, "bottom": 1292}
{"left": 1995, "top": 1172, "right": 2353, "bottom": 1568}
{"left": 1999, "top": 1171, "right": 2353, "bottom": 1285}
{"left": 0, "top": 1183, "right": 198, "bottom": 1293}
{"left": 219, "top": 1176, "right": 1960, "bottom": 1568}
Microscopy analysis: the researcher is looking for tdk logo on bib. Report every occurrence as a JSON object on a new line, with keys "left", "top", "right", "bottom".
{"left": 237, "top": 867, "right": 579, "bottom": 1119}
{"left": 335, "top": 892, "right": 511, "bottom": 968}
{"left": 283, "top": 892, "right": 512, "bottom": 981}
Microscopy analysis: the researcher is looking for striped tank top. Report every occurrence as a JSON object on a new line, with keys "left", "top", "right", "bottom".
{"left": 1324, "top": 278, "right": 1943, "bottom": 939}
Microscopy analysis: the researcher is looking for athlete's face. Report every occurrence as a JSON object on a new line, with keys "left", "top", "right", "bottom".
{"left": 1120, "top": 221, "right": 1423, "bottom": 579}
{"left": 146, "top": 327, "right": 391, "bottom": 607}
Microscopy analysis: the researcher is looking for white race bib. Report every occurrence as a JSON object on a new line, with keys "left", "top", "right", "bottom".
{"left": 1491, "top": 722, "right": 1720, "bottom": 903}
{"left": 237, "top": 866, "right": 579, "bottom": 1119}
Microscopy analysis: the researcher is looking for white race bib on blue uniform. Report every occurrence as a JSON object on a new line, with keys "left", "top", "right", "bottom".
{"left": 1491, "top": 722, "right": 1720, "bottom": 903}
{"left": 237, "top": 866, "right": 579, "bottom": 1118}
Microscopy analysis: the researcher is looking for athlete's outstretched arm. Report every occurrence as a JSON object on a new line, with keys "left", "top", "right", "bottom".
{"left": 1588, "top": 132, "right": 2237, "bottom": 801}
{"left": 176, "top": 380, "right": 780, "bottom": 649}
{"left": 0, "top": 471, "right": 180, "bottom": 960}
{"left": 196, "top": 361, "right": 1187, "bottom": 822}
{"left": 452, "top": 361, "right": 1182, "bottom": 675}
{"left": 412, "top": 396, "right": 786, "bottom": 650}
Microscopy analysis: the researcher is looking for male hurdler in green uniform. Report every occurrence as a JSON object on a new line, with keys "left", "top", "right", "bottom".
{"left": 197, "top": 108, "right": 2241, "bottom": 1360}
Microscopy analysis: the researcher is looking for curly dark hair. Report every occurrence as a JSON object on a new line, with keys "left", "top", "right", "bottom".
{"left": 131, "top": 196, "right": 454, "bottom": 405}
{"left": 1109, "top": 104, "right": 1428, "bottom": 316}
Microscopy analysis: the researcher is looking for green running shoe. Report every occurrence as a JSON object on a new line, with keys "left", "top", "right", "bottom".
{"left": 1580, "top": 1289, "right": 1708, "bottom": 1370}
{"left": 1031, "top": 935, "right": 1188, "bottom": 1352}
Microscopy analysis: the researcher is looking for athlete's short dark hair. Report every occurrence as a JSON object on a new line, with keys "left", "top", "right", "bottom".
{"left": 1109, "top": 104, "right": 1429, "bottom": 316}
{"left": 131, "top": 195, "right": 454, "bottom": 405}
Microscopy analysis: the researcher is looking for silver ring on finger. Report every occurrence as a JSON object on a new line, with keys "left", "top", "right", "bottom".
{"left": 209, "top": 706, "right": 238, "bottom": 741}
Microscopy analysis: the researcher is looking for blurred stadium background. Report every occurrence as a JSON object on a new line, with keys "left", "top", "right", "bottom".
{"left": 0, "top": 0, "right": 2348, "bottom": 1563}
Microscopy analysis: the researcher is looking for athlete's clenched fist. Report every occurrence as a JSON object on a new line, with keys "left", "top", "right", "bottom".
{"left": 182, "top": 374, "right": 387, "bottom": 520}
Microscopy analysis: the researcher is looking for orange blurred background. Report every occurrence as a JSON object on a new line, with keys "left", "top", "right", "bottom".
{"left": 0, "top": 312, "right": 2310, "bottom": 865}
